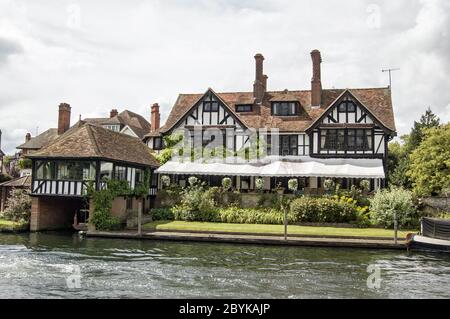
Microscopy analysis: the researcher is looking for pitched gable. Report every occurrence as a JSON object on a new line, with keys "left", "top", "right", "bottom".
{"left": 166, "top": 89, "right": 247, "bottom": 133}
{"left": 308, "top": 89, "right": 396, "bottom": 133}
{"left": 159, "top": 87, "right": 395, "bottom": 135}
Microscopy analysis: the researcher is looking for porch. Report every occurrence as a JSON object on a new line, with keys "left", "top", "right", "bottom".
{"left": 155, "top": 157, "right": 386, "bottom": 193}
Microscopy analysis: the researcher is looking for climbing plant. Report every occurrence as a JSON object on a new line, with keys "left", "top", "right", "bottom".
{"left": 87, "top": 171, "right": 151, "bottom": 231}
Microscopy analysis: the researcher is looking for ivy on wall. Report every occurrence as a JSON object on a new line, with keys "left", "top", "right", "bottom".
{"left": 86, "top": 168, "right": 152, "bottom": 231}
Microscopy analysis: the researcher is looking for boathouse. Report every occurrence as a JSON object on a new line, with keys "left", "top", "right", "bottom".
{"left": 27, "top": 123, "right": 159, "bottom": 231}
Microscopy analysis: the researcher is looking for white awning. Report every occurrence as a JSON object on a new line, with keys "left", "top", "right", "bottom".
{"left": 155, "top": 157, "right": 385, "bottom": 179}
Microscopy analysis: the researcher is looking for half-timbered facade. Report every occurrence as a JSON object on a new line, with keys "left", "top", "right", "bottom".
{"left": 149, "top": 50, "right": 396, "bottom": 193}
{"left": 28, "top": 123, "right": 159, "bottom": 231}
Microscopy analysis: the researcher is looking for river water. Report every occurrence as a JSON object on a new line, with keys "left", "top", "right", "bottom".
{"left": 0, "top": 232, "right": 449, "bottom": 299}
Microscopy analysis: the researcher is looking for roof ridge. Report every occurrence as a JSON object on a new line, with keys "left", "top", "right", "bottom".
{"left": 178, "top": 86, "right": 389, "bottom": 96}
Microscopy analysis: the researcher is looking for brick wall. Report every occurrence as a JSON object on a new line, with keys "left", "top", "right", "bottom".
{"left": 30, "top": 196, "right": 82, "bottom": 231}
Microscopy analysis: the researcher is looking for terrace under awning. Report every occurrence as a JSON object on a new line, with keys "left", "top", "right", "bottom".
{"left": 155, "top": 157, "right": 385, "bottom": 179}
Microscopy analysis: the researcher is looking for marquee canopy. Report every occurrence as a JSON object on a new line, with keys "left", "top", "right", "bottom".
{"left": 155, "top": 157, "right": 385, "bottom": 179}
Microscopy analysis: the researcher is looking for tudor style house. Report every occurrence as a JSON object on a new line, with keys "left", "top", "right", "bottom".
{"left": 27, "top": 123, "right": 159, "bottom": 231}
{"left": 152, "top": 50, "right": 396, "bottom": 193}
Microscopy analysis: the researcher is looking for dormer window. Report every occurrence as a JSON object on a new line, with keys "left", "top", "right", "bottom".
{"left": 236, "top": 104, "right": 253, "bottom": 112}
{"left": 271, "top": 102, "right": 299, "bottom": 116}
{"left": 104, "top": 125, "right": 120, "bottom": 132}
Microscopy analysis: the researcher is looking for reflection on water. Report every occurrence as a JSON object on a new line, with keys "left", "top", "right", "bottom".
{"left": 0, "top": 232, "right": 449, "bottom": 299}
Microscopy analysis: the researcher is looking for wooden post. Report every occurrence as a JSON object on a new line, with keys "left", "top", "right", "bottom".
{"left": 393, "top": 211, "right": 398, "bottom": 244}
{"left": 137, "top": 201, "right": 142, "bottom": 236}
{"left": 284, "top": 206, "right": 288, "bottom": 241}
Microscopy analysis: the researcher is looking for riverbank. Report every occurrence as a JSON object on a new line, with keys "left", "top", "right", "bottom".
{"left": 86, "top": 229, "right": 407, "bottom": 250}
{"left": 143, "top": 220, "right": 412, "bottom": 240}
{"left": 0, "top": 219, "right": 29, "bottom": 232}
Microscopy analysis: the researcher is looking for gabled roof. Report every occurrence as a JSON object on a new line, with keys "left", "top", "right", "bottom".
{"left": 156, "top": 87, "right": 395, "bottom": 134}
{"left": 28, "top": 123, "right": 159, "bottom": 167}
{"left": 16, "top": 128, "right": 59, "bottom": 150}
{"left": 83, "top": 110, "right": 151, "bottom": 139}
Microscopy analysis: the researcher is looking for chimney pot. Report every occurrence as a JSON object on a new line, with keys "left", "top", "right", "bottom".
{"left": 311, "top": 50, "right": 322, "bottom": 107}
{"left": 25, "top": 133, "right": 31, "bottom": 142}
{"left": 58, "top": 103, "right": 71, "bottom": 135}
{"left": 151, "top": 103, "right": 160, "bottom": 132}
{"left": 110, "top": 109, "right": 118, "bottom": 118}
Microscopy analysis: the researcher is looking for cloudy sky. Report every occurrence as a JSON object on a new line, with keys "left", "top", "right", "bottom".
{"left": 0, "top": 0, "right": 449, "bottom": 154}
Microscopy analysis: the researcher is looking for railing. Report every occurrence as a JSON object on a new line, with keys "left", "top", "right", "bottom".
{"left": 32, "top": 179, "right": 158, "bottom": 197}
{"left": 32, "top": 179, "right": 92, "bottom": 197}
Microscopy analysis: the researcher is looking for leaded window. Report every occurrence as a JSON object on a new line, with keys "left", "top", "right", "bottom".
{"left": 321, "top": 129, "right": 372, "bottom": 151}
{"left": 280, "top": 135, "right": 298, "bottom": 156}
{"left": 272, "top": 102, "right": 299, "bottom": 116}
{"left": 203, "top": 101, "right": 219, "bottom": 112}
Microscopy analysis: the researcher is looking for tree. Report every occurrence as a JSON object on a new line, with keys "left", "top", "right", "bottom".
{"left": 1, "top": 188, "right": 32, "bottom": 222}
{"left": 407, "top": 123, "right": 450, "bottom": 196}
{"left": 406, "top": 107, "right": 440, "bottom": 153}
{"left": 155, "top": 133, "right": 184, "bottom": 165}
{"left": 388, "top": 108, "right": 440, "bottom": 188}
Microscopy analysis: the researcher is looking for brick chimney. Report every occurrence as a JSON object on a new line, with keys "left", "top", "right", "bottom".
{"left": 253, "top": 53, "right": 266, "bottom": 103}
{"left": 110, "top": 109, "right": 118, "bottom": 118}
{"left": 151, "top": 103, "right": 160, "bottom": 131}
{"left": 58, "top": 103, "right": 71, "bottom": 135}
{"left": 311, "top": 50, "right": 322, "bottom": 107}
{"left": 25, "top": 133, "right": 31, "bottom": 142}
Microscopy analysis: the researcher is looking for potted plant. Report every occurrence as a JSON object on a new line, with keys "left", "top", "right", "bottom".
{"left": 288, "top": 178, "right": 298, "bottom": 194}
{"left": 221, "top": 177, "right": 232, "bottom": 191}
{"left": 255, "top": 177, "right": 264, "bottom": 193}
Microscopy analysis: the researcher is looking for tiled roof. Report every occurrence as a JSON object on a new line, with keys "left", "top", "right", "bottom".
{"left": 83, "top": 110, "right": 151, "bottom": 139}
{"left": 28, "top": 123, "right": 159, "bottom": 167}
{"left": 158, "top": 87, "right": 395, "bottom": 134}
{"left": 16, "top": 128, "right": 59, "bottom": 150}
{"left": 0, "top": 175, "right": 31, "bottom": 188}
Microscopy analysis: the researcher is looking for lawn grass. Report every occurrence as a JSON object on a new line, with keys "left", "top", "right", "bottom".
{"left": 143, "top": 220, "right": 414, "bottom": 238}
{"left": 0, "top": 219, "right": 29, "bottom": 232}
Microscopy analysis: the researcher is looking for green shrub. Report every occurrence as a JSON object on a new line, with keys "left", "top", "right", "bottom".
{"left": 150, "top": 208, "right": 174, "bottom": 220}
{"left": 369, "top": 187, "right": 418, "bottom": 228}
{"left": 1, "top": 188, "right": 31, "bottom": 222}
{"left": 290, "top": 196, "right": 358, "bottom": 224}
{"left": 218, "top": 207, "right": 283, "bottom": 225}
{"left": 171, "top": 179, "right": 218, "bottom": 221}
{"left": 290, "top": 197, "right": 319, "bottom": 222}
{"left": 172, "top": 205, "right": 219, "bottom": 222}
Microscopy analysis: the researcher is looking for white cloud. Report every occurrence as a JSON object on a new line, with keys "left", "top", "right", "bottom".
{"left": 0, "top": 0, "right": 449, "bottom": 153}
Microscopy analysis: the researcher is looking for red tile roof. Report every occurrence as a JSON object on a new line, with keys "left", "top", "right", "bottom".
{"left": 154, "top": 87, "right": 395, "bottom": 135}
